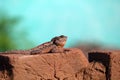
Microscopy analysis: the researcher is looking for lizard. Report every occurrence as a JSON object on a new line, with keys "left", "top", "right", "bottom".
{"left": 1, "top": 35, "right": 67, "bottom": 55}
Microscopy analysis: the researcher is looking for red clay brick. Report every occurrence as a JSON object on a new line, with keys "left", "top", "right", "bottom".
{"left": 0, "top": 48, "right": 88, "bottom": 80}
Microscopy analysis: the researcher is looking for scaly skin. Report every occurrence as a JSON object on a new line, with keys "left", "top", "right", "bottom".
{"left": 30, "top": 35, "right": 67, "bottom": 54}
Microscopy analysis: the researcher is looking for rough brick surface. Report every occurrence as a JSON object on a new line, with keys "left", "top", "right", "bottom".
{"left": 76, "top": 60, "right": 106, "bottom": 80}
{"left": 0, "top": 48, "right": 120, "bottom": 80}
{"left": 0, "top": 48, "right": 88, "bottom": 80}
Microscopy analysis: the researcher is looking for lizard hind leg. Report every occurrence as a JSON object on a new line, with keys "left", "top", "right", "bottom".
{"left": 30, "top": 50, "right": 42, "bottom": 55}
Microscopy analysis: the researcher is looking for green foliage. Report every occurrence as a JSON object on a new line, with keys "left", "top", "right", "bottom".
{"left": 0, "top": 12, "right": 20, "bottom": 51}
{"left": 0, "top": 11, "right": 34, "bottom": 52}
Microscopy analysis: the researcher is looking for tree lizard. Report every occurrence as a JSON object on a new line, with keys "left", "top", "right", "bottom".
{"left": 1, "top": 35, "right": 67, "bottom": 55}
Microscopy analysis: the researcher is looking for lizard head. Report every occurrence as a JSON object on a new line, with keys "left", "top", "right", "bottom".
{"left": 51, "top": 35, "right": 67, "bottom": 47}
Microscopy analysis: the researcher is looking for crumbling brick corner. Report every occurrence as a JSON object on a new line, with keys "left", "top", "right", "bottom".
{"left": 88, "top": 50, "right": 120, "bottom": 80}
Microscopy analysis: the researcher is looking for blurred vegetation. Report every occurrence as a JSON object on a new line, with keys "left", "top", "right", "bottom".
{"left": 0, "top": 11, "right": 33, "bottom": 52}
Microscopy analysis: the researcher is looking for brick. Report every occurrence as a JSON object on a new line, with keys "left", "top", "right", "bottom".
{"left": 0, "top": 48, "right": 88, "bottom": 80}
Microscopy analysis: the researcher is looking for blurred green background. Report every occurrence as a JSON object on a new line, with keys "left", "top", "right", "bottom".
{"left": 0, "top": 0, "right": 120, "bottom": 51}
